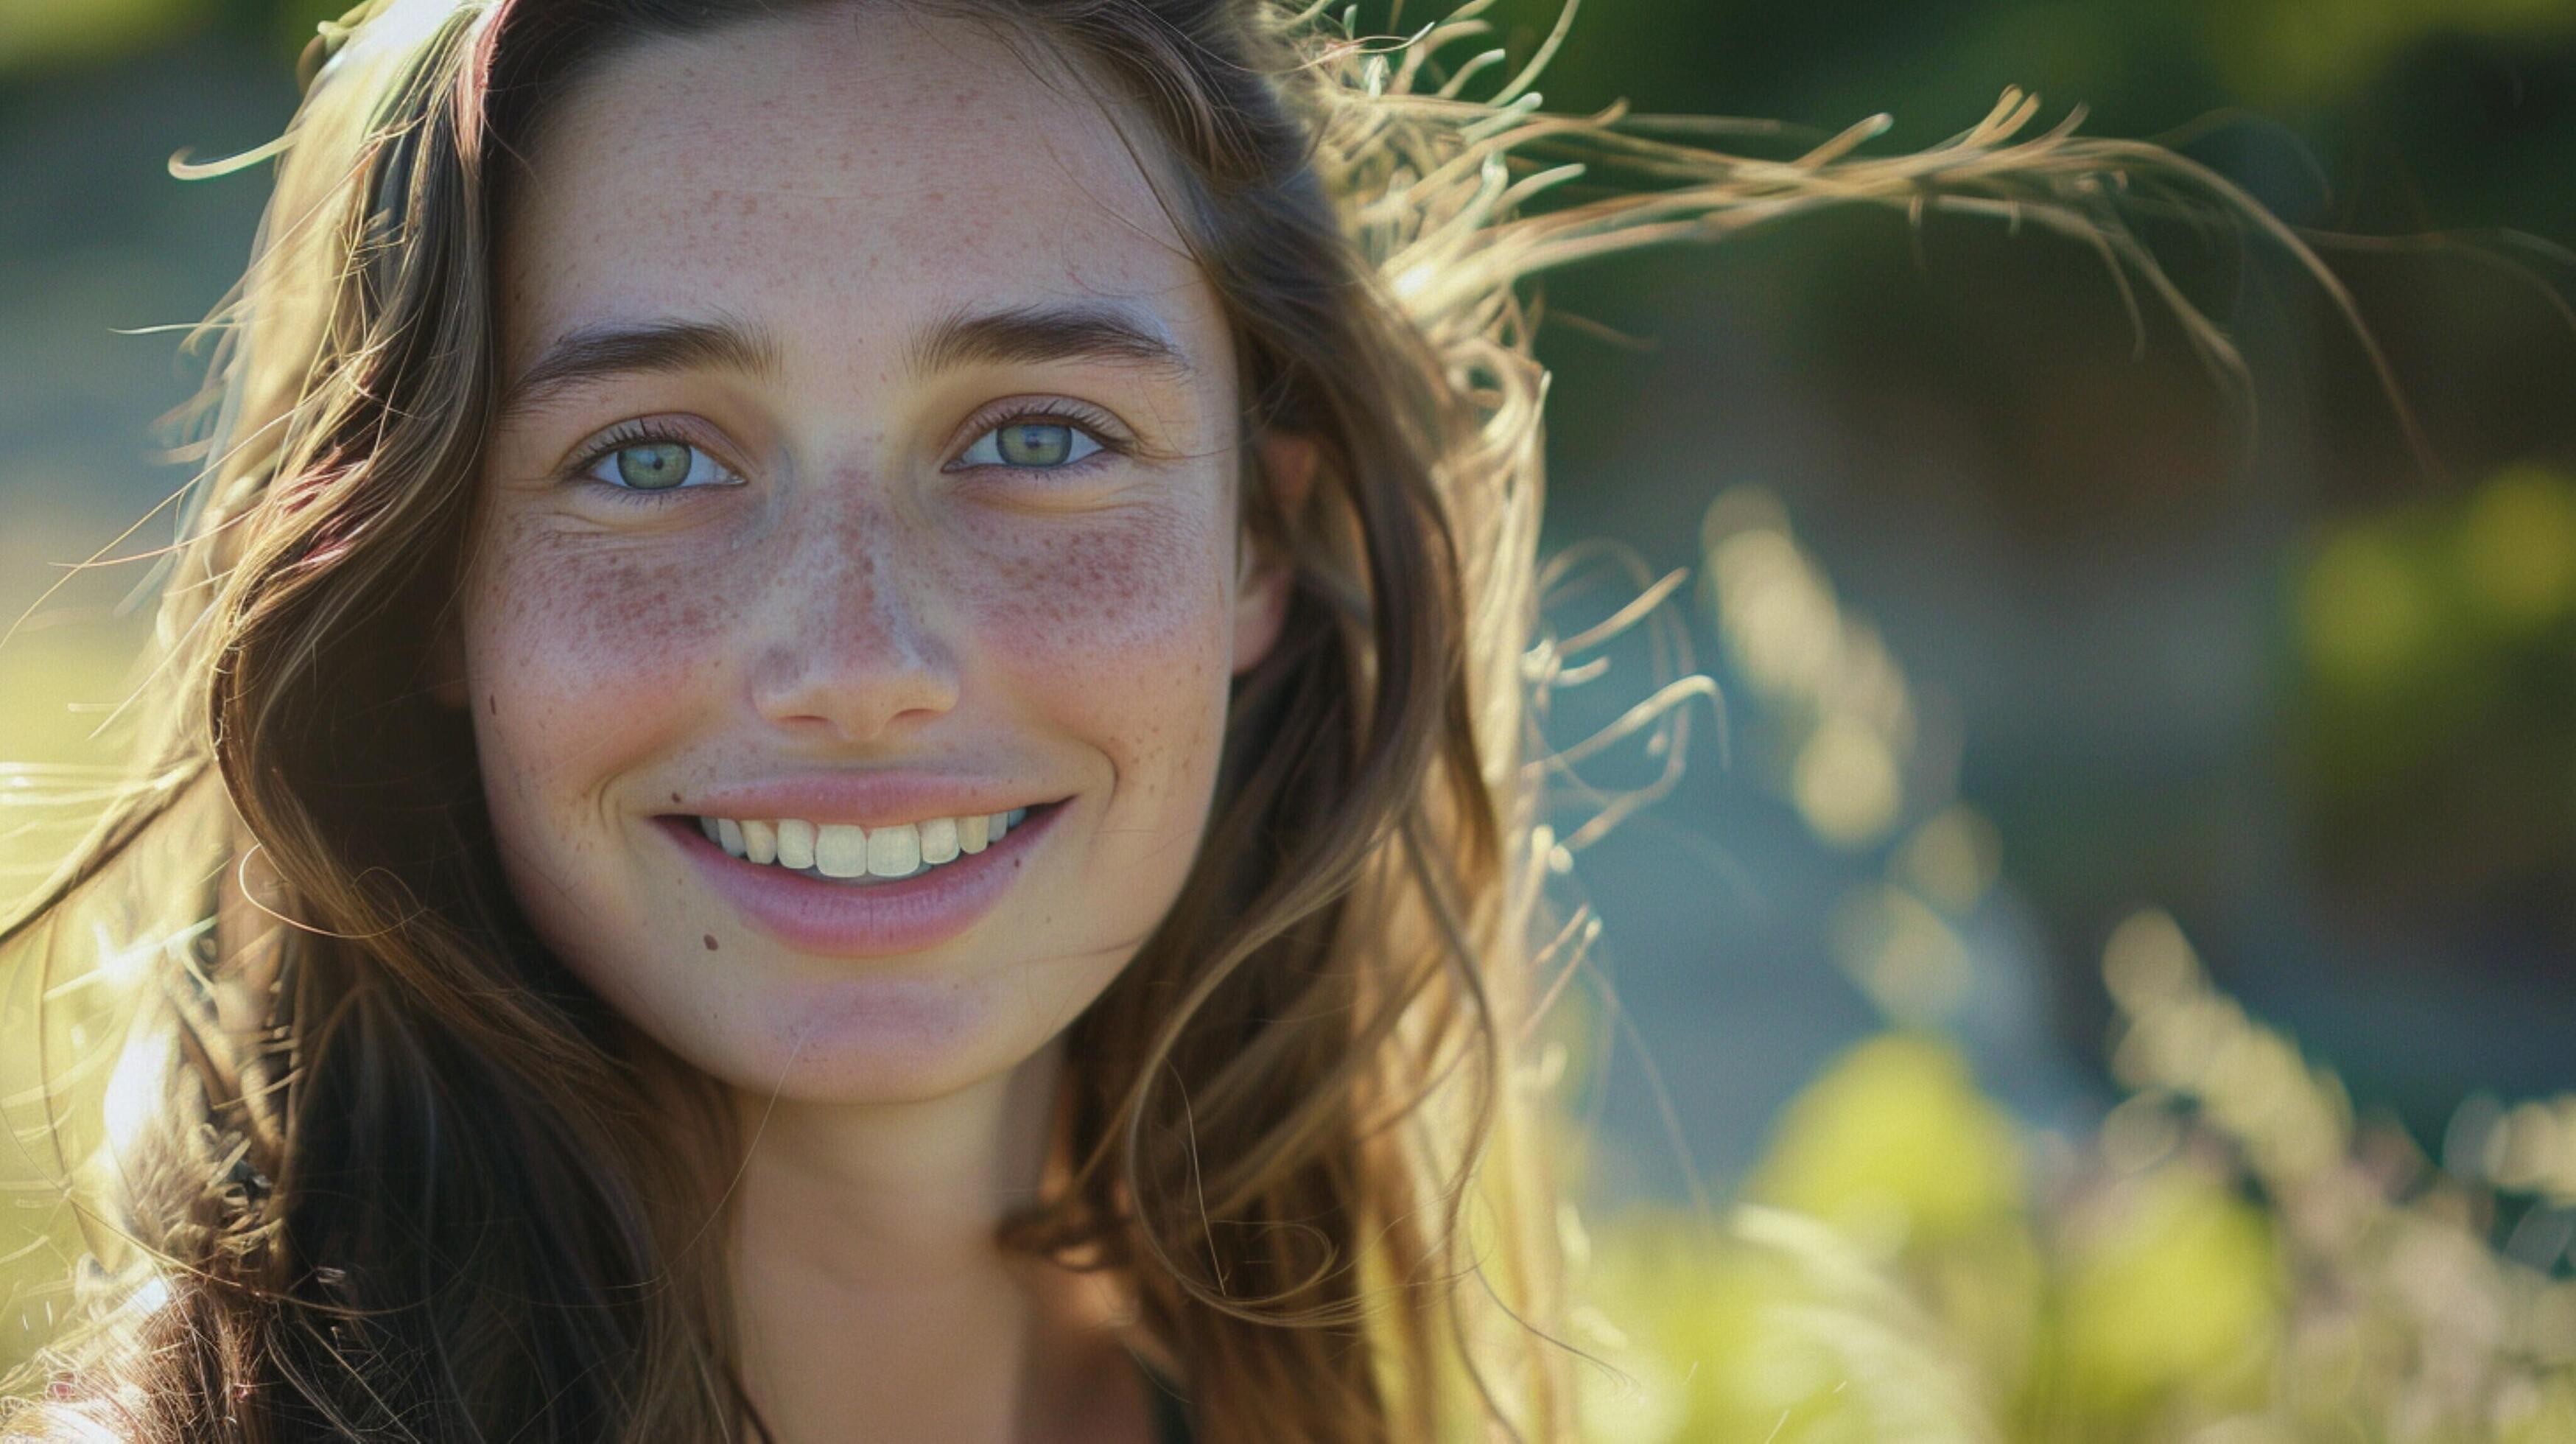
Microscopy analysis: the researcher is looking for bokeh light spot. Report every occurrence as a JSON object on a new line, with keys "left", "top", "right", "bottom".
{"left": 1791, "top": 712, "right": 1902, "bottom": 847}
{"left": 2457, "top": 464, "right": 2576, "bottom": 629}
{"left": 2299, "top": 527, "right": 2431, "bottom": 691}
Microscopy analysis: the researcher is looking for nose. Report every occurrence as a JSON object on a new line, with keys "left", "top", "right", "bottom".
{"left": 747, "top": 496, "right": 960, "bottom": 744}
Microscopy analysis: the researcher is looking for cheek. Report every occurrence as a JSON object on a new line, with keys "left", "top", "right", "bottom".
{"left": 460, "top": 517, "right": 729, "bottom": 803}
{"left": 964, "top": 505, "right": 1234, "bottom": 786}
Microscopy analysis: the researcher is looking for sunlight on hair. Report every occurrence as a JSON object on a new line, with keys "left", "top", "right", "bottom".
{"left": 6, "top": 0, "right": 2572, "bottom": 1437}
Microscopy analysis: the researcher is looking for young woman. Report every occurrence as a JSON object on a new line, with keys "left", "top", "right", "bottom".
{"left": 0, "top": 0, "right": 2307, "bottom": 1438}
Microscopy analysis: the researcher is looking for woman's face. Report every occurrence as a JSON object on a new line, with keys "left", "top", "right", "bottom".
{"left": 449, "top": 7, "right": 1285, "bottom": 1103}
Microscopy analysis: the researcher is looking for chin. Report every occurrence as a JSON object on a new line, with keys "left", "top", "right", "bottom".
{"left": 592, "top": 944, "right": 1110, "bottom": 1108}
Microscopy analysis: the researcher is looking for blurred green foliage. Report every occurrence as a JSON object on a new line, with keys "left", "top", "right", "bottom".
{"left": 1568, "top": 919, "right": 2576, "bottom": 1442}
{"left": 1749, "top": 1033, "right": 2029, "bottom": 1254}
{"left": 0, "top": 0, "right": 203, "bottom": 74}
{"left": 2299, "top": 465, "right": 2576, "bottom": 708}
{"left": 2208, "top": 0, "right": 2576, "bottom": 105}
{"left": 1546, "top": 491, "right": 2576, "bottom": 1441}
{"left": 2291, "top": 463, "right": 2576, "bottom": 921}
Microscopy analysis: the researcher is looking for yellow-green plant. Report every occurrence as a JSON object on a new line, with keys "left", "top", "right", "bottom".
{"left": 1553, "top": 487, "right": 2576, "bottom": 1442}
{"left": 1568, "top": 911, "right": 2576, "bottom": 1441}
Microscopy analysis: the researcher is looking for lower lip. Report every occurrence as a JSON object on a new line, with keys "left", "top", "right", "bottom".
{"left": 656, "top": 805, "right": 1061, "bottom": 958}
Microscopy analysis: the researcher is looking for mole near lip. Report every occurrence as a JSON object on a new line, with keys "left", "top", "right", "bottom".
{"left": 660, "top": 800, "right": 1061, "bottom": 958}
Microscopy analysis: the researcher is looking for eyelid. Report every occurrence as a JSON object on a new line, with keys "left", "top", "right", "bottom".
{"left": 563, "top": 416, "right": 749, "bottom": 492}
{"left": 943, "top": 396, "right": 1134, "bottom": 469}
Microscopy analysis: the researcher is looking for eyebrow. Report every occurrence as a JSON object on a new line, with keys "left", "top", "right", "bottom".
{"left": 903, "top": 302, "right": 1192, "bottom": 382}
{"left": 496, "top": 301, "right": 1192, "bottom": 424}
{"left": 496, "top": 312, "right": 785, "bottom": 424}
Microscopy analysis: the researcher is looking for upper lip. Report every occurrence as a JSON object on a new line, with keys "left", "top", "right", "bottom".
{"left": 663, "top": 774, "right": 1060, "bottom": 830}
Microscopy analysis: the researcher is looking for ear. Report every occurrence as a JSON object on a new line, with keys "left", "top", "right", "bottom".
{"left": 1232, "top": 430, "right": 1317, "bottom": 677}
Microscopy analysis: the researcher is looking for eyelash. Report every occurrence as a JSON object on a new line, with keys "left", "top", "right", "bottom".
{"left": 946, "top": 398, "right": 1131, "bottom": 477}
{"left": 564, "top": 401, "right": 1131, "bottom": 505}
{"left": 566, "top": 419, "right": 742, "bottom": 505}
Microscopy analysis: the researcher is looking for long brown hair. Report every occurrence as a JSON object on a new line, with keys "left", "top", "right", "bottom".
{"left": 1, "top": 1, "right": 2340, "bottom": 1438}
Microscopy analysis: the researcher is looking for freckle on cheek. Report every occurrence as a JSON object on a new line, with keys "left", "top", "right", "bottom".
{"left": 496, "top": 546, "right": 726, "bottom": 690}
{"left": 703, "top": 933, "right": 719, "bottom": 951}
{"left": 975, "top": 519, "right": 1205, "bottom": 653}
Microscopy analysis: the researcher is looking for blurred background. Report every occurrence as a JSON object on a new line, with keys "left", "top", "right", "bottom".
{"left": 1509, "top": 0, "right": 2576, "bottom": 1194}
{"left": 4, "top": 0, "right": 2574, "bottom": 1435}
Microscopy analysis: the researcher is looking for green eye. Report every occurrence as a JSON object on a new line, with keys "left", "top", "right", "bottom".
{"left": 573, "top": 430, "right": 740, "bottom": 498}
{"left": 615, "top": 441, "right": 693, "bottom": 490}
{"left": 998, "top": 423, "right": 1072, "bottom": 466}
{"left": 958, "top": 418, "right": 1106, "bottom": 469}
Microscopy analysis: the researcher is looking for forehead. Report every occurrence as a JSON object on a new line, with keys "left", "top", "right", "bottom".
{"left": 496, "top": 5, "right": 1216, "bottom": 376}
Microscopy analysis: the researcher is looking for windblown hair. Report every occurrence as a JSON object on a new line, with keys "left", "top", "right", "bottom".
{"left": 0, "top": 0, "right": 2325, "bottom": 1438}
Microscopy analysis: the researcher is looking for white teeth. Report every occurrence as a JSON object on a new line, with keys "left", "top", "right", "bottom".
{"left": 868, "top": 823, "right": 921, "bottom": 877}
{"left": 814, "top": 823, "right": 868, "bottom": 879}
{"left": 695, "top": 806, "right": 1039, "bottom": 880}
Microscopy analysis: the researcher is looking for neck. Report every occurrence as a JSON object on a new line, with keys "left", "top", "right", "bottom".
{"left": 722, "top": 1037, "right": 1151, "bottom": 1443}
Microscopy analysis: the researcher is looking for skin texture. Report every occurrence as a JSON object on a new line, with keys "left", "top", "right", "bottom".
{"left": 434, "top": 8, "right": 1300, "bottom": 1437}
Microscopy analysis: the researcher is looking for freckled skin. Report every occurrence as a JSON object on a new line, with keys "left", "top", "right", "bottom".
{"left": 443, "top": 11, "right": 1291, "bottom": 1105}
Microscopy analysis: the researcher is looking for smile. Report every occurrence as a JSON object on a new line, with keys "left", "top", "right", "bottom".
{"left": 656, "top": 801, "right": 1064, "bottom": 957}
{"left": 693, "top": 807, "right": 1030, "bottom": 883}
